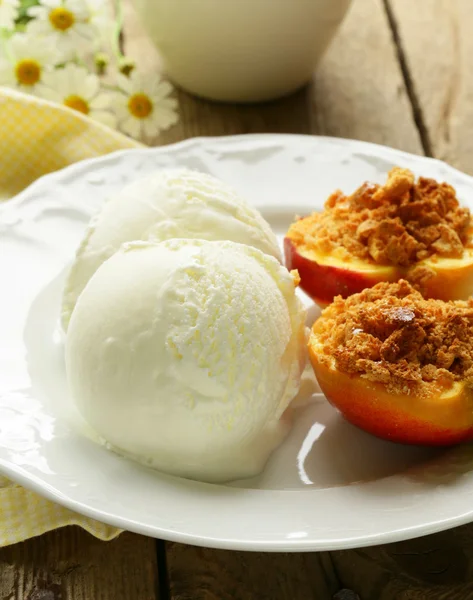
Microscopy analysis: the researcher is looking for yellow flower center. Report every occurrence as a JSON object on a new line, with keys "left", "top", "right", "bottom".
{"left": 64, "top": 95, "right": 89, "bottom": 114}
{"left": 128, "top": 93, "right": 153, "bottom": 119}
{"left": 15, "top": 60, "right": 41, "bottom": 86}
{"left": 49, "top": 7, "right": 75, "bottom": 31}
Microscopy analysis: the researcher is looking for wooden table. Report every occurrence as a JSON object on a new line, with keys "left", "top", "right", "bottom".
{"left": 3, "top": 1, "right": 473, "bottom": 598}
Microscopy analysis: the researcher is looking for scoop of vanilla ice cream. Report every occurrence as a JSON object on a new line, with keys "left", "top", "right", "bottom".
{"left": 65, "top": 239, "right": 306, "bottom": 483}
{"left": 62, "top": 168, "right": 280, "bottom": 330}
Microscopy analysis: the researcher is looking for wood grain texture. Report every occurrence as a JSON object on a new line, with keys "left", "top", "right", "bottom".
{"left": 312, "top": 0, "right": 422, "bottom": 153}
{"left": 122, "top": 0, "right": 422, "bottom": 152}
{"left": 166, "top": 543, "right": 340, "bottom": 600}
{"left": 0, "top": 528, "right": 159, "bottom": 600}
{"left": 331, "top": 523, "right": 473, "bottom": 600}
{"left": 387, "top": 0, "right": 473, "bottom": 173}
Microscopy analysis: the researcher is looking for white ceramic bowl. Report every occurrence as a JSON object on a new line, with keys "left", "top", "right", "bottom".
{"left": 131, "top": 0, "right": 352, "bottom": 102}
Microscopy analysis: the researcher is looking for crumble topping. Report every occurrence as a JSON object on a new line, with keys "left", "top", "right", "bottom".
{"left": 289, "top": 167, "right": 472, "bottom": 267}
{"left": 312, "top": 280, "right": 473, "bottom": 396}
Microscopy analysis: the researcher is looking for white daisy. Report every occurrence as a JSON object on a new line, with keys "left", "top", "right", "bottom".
{"left": 0, "top": 33, "right": 57, "bottom": 94}
{"left": 27, "top": 0, "right": 95, "bottom": 61}
{"left": 36, "top": 63, "right": 117, "bottom": 128}
{"left": 111, "top": 71, "right": 179, "bottom": 140}
{"left": 0, "top": 0, "right": 19, "bottom": 30}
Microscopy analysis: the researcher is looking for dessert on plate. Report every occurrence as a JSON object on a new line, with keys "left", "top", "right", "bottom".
{"left": 62, "top": 168, "right": 280, "bottom": 330}
{"left": 309, "top": 279, "right": 473, "bottom": 446}
{"left": 66, "top": 239, "right": 306, "bottom": 483}
{"left": 285, "top": 167, "right": 473, "bottom": 306}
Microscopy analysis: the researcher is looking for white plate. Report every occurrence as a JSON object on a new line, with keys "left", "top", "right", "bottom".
{"left": 2, "top": 134, "right": 473, "bottom": 552}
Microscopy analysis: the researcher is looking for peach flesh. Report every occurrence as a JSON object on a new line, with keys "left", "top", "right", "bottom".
{"left": 285, "top": 237, "right": 473, "bottom": 306}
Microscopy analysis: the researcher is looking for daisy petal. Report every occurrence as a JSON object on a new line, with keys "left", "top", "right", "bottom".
{"left": 116, "top": 72, "right": 134, "bottom": 95}
{"left": 35, "top": 84, "right": 62, "bottom": 103}
{"left": 153, "top": 106, "right": 179, "bottom": 130}
{"left": 120, "top": 115, "right": 141, "bottom": 139}
{"left": 150, "top": 80, "right": 173, "bottom": 100}
{"left": 89, "top": 92, "right": 112, "bottom": 110}
{"left": 41, "top": 0, "right": 61, "bottom": 8}
{"left": 75, "top": 22, "right": 95, "bottom": 40}
{"left": 143, "top": 117, "right": 159, "bottom": 138}
{"left": 157, "top": 97, "right": 178, "bottom": 111}
{"left": 26, "top": 6, "right": 46, "bottom": 17}
{"left": 82, "top": 73, "right": 100, "bottom": 100}
{"left": 0, "top": 64, "right": 15, "bottom": 87}
{"left": 0, "top": 4, "right": 18, "bottom": 28}
{"left": 26, "top": 18, "right": 49, "bottom": 35}
{"left": 90, "top": 109, "right": 117, "bottom": 129}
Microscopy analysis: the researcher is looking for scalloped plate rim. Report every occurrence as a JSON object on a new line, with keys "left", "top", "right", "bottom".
{"left": 2, "top": 133, "right": 473, "bottom": 551}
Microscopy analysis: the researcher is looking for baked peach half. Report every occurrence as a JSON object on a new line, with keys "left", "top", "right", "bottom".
{"left": 285, "top": 167, "right": 473, "bottom": 306}
{"left": 308, "top": 280, "right": 473, "bottom": 446}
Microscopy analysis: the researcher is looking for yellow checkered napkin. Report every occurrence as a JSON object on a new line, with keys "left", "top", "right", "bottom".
{"left": 0, "top": 87, "right": 142, "bottom": 200}
{"left": 0, "top": 88, "right": 144, "bottom": 546}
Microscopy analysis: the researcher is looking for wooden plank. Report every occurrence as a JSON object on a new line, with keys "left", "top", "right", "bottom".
{"left": 387, "top": 0, "right": 473, "bottom": 173}
{"left": 312, "top": 0, "right": 422, "bottom": 153}
{"left": 331, "top": 522, "right": 473, "bottom": 600}
{"left": 0, "top": 527, "right": 159, "bottom": 600}
{"left": 122, "top": 0, "right": 422, "bottom": 153}
{"left": 166, "top": 543, "right": 340, "bottom": 600}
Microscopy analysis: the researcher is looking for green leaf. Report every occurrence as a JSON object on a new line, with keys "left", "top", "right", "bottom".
{"left": 16, "top": 0, "right": 40, "bottom": 26}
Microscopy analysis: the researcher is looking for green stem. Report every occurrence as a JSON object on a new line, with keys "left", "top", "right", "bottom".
{"left": 112, "top": 0, "right": 125, "bottom": 60}
{"left": 0, "top": 28, "right": 14, "bottom": 59}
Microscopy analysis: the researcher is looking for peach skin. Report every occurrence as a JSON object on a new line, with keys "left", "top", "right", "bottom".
{"left": 309, "top": 348, "right": 473, "bottom": 446}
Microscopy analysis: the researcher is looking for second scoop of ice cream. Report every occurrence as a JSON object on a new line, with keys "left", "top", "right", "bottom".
{"left": 62, "top": 168, "right": 280, "bottom": 329}
{"left": 65, "top": 239, "right": 306, "bottom": 483}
